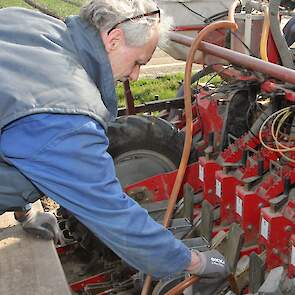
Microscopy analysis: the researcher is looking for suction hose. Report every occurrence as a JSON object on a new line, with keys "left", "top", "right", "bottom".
{"left": 141, "top": 21, "right": 238, "bottom": 295}
{"left": 141, "top": 2, "right": 238, "bottom": 294}
{"left": 164, "top": 20, "right": 238, "bottom": 295}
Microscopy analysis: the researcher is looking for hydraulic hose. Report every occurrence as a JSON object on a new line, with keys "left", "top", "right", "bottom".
{"left": 163, "top": 20, "right": 237, "bottom": 295}
{"left": 260, "top": 5, "right": 270, "bottom": 61}
{"left": 228, "top": 0, "right": 240, "bottom": 23}
{"left": 142, "top": 3, "right": 238, "bottom": 295}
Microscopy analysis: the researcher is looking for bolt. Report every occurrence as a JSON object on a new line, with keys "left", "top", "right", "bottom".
{"left": 285, "top": 225, "right": 292, "bottom": 232}
{"left": 272, "top": 248, "right": 279, "bottom": 255}
{"left": 208, "top": 189, "right": 212, "bottom": 194}
{"left": 247, "top": 224, "right": 253, "bottom": 231}
{"left": 282, "top": 257, "right": 289, "bottom": 265}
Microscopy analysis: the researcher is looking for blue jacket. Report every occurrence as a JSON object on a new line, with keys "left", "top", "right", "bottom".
{"left": 0, "top": 8, "right": 191, "bottom": 277}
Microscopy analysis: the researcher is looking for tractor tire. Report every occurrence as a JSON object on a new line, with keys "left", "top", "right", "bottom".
{"left": 107, "top": 115, "right": 185, "bottom": 188}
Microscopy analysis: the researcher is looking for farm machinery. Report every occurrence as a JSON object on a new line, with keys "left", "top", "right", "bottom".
{"left": 56, "top": 0, "right": 295, "bottom": 294}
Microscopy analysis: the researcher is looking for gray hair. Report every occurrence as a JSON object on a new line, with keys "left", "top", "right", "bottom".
{"left": 80, "top": 0, "right": 173, "bottom": 47}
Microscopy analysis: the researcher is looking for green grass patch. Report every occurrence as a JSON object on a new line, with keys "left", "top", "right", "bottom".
{"left": 36, "top": 0, "right": 79, "bottom": 17}
{"left": 0, "top": 0, "right": 32, "bottom": 8}
{"left": 116, "top": 72, "right": 222, "bottom": 108}
{"left": 0, "top": 0, "right": 81, "bottom": 15}
{"left": 116, "top": 73, "right": 184, "bottom": 107}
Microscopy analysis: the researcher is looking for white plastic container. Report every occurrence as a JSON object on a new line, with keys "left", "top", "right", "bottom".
{"left": 156, "top": 0, "right": 235, "bottom": 63}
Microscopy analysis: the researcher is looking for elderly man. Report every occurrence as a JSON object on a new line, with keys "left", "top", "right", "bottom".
{"left": 0, "top": 0, "right": 229, "bottom": 280}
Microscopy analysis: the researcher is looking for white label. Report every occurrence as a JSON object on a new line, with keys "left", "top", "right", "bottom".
{"left": 292, "top": 245, "right": 295, "bottom": 266}
{"left": 260, "top": 217, "right": 269, "bottom": 240}
{"left": 236, "top": 196, "right": 243, "bottom": 216}
{"left": 199, "top": 165, "right": 204, "bottom": 182}
{"left": 216, "top": 180, "right": 221, "bottom": 198}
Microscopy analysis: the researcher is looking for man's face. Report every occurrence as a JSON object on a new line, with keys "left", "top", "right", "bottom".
{"left": 102, "top": 28, "right": 159, "bottom": 83}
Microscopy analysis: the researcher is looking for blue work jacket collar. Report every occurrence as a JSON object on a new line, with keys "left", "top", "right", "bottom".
{"left": 65, "top": 16, "right": 118, "bottom": 120}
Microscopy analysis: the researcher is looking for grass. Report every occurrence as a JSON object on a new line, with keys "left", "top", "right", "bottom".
{"left": 0, "top": 0, "right": 80, "bottom": 16}
{"left": 36, "top": 0, "right": 79, "bottom": 17}
{"left": 116, "top": 73, "right": 185, "bottom": 107}
{"left": 116, "top": 72, "right": 222, "bottom": 108}
{"left": 0, "top": 0, "right": 31, "bottom": 8}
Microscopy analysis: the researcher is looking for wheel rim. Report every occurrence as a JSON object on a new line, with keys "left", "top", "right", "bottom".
{"left": 114, "top": 149, "right": 178, "bottom": 188}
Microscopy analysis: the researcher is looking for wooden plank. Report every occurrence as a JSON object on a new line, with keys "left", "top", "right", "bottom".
{"left": 0, "top": 201, "right": 71, "bottom": 295}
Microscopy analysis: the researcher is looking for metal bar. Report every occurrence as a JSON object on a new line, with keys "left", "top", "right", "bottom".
{"left": 249, "top": 252, "right": 265, "bottom": 293}
{"left": 183, "top": 183, "right": 194, "bottom": 222}
{"left": 70, "top": 273, "right": 109, "bottom": 292}
{"left": 200, "top": 200, "right": 214, "bottom": 243}
{"left": 123, "top": 80, "right": 135, "bottom": 115}
{"left": 118, "top": 96, "right": 184, "bottom": 116}
{"left": 173, "top": 25, "right": 205, "bottom": 31}
{"left": 169, "top": 32, "right": 295, "bottom": 84}
{"left": 244, "top": 13, "right": 253, "bottom": 55}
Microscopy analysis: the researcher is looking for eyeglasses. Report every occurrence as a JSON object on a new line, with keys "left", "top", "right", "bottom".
{"left": 107, "top": 9, "right": 160, "bottom": 35}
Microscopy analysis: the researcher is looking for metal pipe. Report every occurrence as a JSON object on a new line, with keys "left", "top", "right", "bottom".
{"left": 169, "top": 32, "right": 295, "bottom": 84}
{"left": 164, "top": 276, "right": 199, "bottom": 295}
{"left": 123, "top": 80, "right": 135, "bottom": 115}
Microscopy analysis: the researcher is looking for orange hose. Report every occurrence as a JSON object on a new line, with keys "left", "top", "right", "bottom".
{"left": 141, "top": 7, "right": 238, "bottom": 295}
{"left": 228, "top": 0, "right": 240, "bottom": 23}
{"left": 163, "top": 4, "right": 236, "bottom": 238}
{"left": 162, "top": 20, "right": 237, "bottom": 295}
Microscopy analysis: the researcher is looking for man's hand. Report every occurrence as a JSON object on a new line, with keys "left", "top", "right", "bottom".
{"left": 187, "top": 250, "right": 230, "bottom": 279}
{"left": 15, "top": 210, "right": 61, "bottom": 243}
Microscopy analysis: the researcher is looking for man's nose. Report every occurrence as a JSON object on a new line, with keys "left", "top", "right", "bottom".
{"left": 129, "top": 65, "right": 140, "bottom": 82}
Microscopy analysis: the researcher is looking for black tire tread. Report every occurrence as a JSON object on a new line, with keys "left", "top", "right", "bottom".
{"left": 107, "top": 115, "right": 185, "bottom": 167}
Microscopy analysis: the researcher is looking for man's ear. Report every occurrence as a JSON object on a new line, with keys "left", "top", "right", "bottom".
{"left": 102, "top": 28, "right": 125, "bottom": 53}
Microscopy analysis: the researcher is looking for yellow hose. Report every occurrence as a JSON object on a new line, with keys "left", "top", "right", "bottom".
{"left": 260, "top": 5, "right": 270, "bottom": 62}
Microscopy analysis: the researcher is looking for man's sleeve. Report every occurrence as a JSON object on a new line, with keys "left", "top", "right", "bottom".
{"left": 0, "top": 114, "right": 191, "bottom": 278}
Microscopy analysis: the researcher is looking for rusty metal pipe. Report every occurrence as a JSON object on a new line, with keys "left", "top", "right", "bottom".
{"left": 123, "top": 80, "right": 136, "bottom": 115}
{"left": 165, "top": 276, "right": 200, "bottom": 295}
{"left": 169, "top": 32, "right": 295, "bottom": 84}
